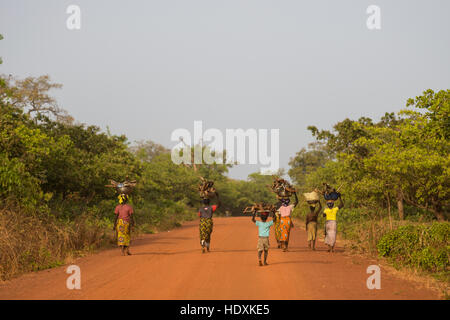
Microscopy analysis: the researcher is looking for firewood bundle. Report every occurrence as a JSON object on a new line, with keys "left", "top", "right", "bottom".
{"left": 319, "top": 183, "right": 342, "bottom": 201}
{"left": 269, "top": 177, "right": 296, "bottom": 200}
{"left": 198, "top": 177, "right": 216, "bottom": 199}
{"left": 105, "top": 178, "right": 137, "bottom": 195}
{"left": 243, "top": 203, "right": 277, "bottom": 216}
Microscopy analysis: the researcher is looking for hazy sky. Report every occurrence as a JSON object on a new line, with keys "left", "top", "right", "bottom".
{"left": 1, "top": 0, "right": 449, "bottom": 179}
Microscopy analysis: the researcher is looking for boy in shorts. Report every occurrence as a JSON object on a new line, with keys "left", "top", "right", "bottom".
{"left": 252, "top": 210, "right": 274, "bottom": 266}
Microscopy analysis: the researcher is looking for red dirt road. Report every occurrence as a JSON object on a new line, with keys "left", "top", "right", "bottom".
{"left": 0, "top": 217, "right": 440, "bottom": 299}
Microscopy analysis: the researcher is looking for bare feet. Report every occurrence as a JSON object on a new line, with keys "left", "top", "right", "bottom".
{"left": 259, "top": 261, "right": 263, "bottom": 267}
{"left": 264, "top": 261, "right": 269, "bottom": 266}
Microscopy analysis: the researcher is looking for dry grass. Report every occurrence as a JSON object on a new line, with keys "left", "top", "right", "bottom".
{"left": 0, "top": 206, "right": 114, "bottom": 280}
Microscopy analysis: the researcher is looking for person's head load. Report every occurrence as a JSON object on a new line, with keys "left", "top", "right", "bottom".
{"left": 105, "top": 178, "right": 137, "bottom": 195}
{"left": 199, "top": 177, "right": 216, "bottom": 199}
{"left": 271, "top": 176, "right": 296, "bottom": 199}
{"left": 243, "top": 203, "right": 276, "bottom": 216}
{"left": 322, "top": 183, "right": 341, "bottom": 201}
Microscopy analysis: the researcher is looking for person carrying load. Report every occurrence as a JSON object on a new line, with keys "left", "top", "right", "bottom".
{"left": 269, "top": 176, "right": 298, "bottom": 252}
{"left": 106, "top": 178, "right": 137, "bottom": 256}
{"left": 322, "top": 186, "right": 344, "bottom": 253}
{"left": 198, "top": 178, "right": 221, "bottom": 253}
{"left": 303, "top": 190, "right": 322, "bottom": 251}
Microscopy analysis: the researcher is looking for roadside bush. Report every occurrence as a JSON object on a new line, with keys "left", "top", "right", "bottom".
{"left": 377, "top": 222, "right": 450, "bottom": 273}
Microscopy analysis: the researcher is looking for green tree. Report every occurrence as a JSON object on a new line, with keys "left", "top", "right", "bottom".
{"left": 354, "top": 90, "right": 449, "bottom": 221}
{"left": 288, "top": 142, "right": 330, "bottom": 186}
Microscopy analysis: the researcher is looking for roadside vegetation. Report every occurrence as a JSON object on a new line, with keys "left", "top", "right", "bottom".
{"left": 1, "top": 30, "right": 447, "bottom": 285}
{"left": 288, "top": 89, "right": 449, "bottom": 285}
{"left": 0, "top": 73, "right": 274, "bottom": 280}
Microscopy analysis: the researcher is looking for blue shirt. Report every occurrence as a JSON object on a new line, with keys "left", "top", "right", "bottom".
{"left": 255, "top": 220, "right": 274, "bottom": 237}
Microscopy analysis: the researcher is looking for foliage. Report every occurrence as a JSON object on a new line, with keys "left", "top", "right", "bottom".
{"left": 377, "top": 222, "right": 450, "bottom": 273}
{"left": 291, "top": 89, "right": 449, "bottom": 221}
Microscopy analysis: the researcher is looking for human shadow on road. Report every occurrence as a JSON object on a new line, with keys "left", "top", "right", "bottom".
{"left": 133, "top": 248, "right": 259, "bottom": 255}
{"left": 131, "top": 249, "right": 201, "bottom": 256}
{"left": 207, "top": 249, "right": 256, "bottom": 253}
{"left": 267, "top": 260, "right": 333, "bottom": 266}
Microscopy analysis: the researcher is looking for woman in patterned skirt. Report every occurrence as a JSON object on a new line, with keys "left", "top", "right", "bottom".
{"left": 277, "top": 193, "right": 298, "bottom": 252}
{"left": 273, "top": 211, "right": 282, "bottom": 248}
{"left": 198, "top": 193, "right": 221, "bottom": 253}
{"left": 113, "top": 194, "right": 135, "bottom": 256}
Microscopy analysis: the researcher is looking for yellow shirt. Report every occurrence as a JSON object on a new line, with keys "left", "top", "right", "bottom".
{"left": 324, "top": 207, "right": 339, "bottom": 221}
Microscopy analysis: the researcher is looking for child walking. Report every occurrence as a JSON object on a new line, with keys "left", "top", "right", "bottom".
{"left": 252, "top": 210, "right": 274, "bottom": 266}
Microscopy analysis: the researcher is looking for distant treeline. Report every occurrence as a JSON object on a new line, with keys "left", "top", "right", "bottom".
{"left": 0, "top": 74, "right": 277, "bottom": 279}
{"left": 0, "top": 75, "right": 276, "bottom": 218}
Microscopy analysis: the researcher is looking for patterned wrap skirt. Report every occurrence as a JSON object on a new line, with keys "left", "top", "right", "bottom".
{"left": 116, "top": 218, "right": 131, "bottom": 246}
{"left": 199, "top": 217, "right": 213, "bottom": 242}
{"left": 274, "top": 214, "right": 282, "bottom": 242}
{"left": 279, "top": 216, "right": 292, "bottom": 242}
{"left": 324, "top": 220, "right": 337, "bottom": 246}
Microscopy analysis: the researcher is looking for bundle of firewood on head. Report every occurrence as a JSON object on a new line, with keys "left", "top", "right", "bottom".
{"left": 105, "top": 178, "right": 137, "bottom": 195}
{"left": 243, "top": 203, "right": 276, "bottom": 217}
{"left": 269, "top": 176, "right": 297, "bottom": 200}
{"left": 317, "top": 183, "right": 342, "bottom": 201}
{"left": 198, "top": 176, "right": 217, "bottom": 199}
{"left": 105, "top": 177, "right": 137, "bottom": 204}
{"left": 321, "top": 183, "right": 342, "bottom": 201}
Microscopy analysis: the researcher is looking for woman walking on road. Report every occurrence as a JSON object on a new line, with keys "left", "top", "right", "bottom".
{"left": 198, "top": 193, "right": 221, "bottom": 253}
{"left": 113, "top": 194, "right": 135, "bottom": 256}
{"left": 323, "top": 195, "right": 344, "bottom": 253}
{"left": 277, "top": 193, "right": 298, "bottom": 252}
{"left": 306, "top": 201, "right": 322, "bottom": 250}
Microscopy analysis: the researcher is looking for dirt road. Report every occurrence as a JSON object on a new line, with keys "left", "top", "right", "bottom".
{"left": 0, "top": 217, "right": 440, "bottom": 299}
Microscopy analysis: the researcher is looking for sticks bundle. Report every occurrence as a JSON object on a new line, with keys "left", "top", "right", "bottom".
{"left": 269, "top": 176, "right": 296, "bottom": 200}
{"left": 318, "top": 183, "right": 342, "bottom": 201}
{"left": 105, "top": 178, "right": 137, "bottom": 195}
{"left": 243, "top": 203, "right": 277, "bottom": 216}
{"left": 198, "top": 177, "right": 216, "bottom": 199}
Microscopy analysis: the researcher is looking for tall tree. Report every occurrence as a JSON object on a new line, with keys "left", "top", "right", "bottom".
{"left": 0, "top": 75, "right": 73, "bottom": 124}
